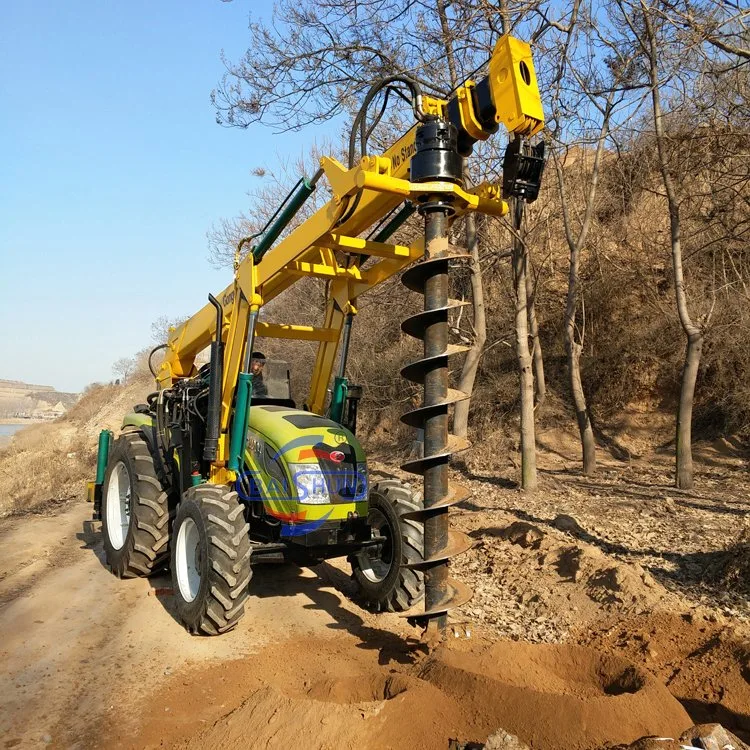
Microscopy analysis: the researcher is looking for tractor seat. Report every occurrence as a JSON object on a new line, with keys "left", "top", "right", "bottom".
{"left": 250, "top": 397, "right": 296, "bottom": 409}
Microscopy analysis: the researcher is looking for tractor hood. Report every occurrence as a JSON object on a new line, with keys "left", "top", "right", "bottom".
{"left": 244, "top": 404, "right": 368, "bottom": 530}
{"left": 247, "top": 404, "right": 366, "bottom": 464}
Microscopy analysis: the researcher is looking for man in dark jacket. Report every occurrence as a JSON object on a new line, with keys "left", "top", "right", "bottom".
{"left": 250, "top": 352, "right": 268, "bottom": 398}
{"left": 251, "top": 352, "right": 268, "bottom": 397}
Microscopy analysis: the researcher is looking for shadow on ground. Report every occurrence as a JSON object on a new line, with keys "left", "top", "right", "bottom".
{"left": 78, "top": 518, "right": 422, "bottom": 664}
{"left": 679, "top": 698, "right": 750, "bottom": 743}
{"left": 466, "top": 501, "right": 749, "bottom": 609}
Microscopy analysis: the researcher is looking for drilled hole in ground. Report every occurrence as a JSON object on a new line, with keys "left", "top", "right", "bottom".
{"left": 423, "top": 642, "right": 652, "bottom": 700}
{"left": 306, "top": 674, "right": 410, "bottom": 704}
{"left": 602, "top": 665, "right": 646, "bottom": 696}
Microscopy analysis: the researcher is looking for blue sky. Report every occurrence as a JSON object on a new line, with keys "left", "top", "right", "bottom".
{"left": 0, "top": 1, "right": 331, "bottom": 392}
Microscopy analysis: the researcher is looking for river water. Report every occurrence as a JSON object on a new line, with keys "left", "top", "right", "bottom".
{"left": 0, "top": 423, "right": 31, "bottom": 438}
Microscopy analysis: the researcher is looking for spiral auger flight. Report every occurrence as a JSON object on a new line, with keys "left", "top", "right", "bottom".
{"left": 399, "top": 149, "right": 476, "bottom": 633}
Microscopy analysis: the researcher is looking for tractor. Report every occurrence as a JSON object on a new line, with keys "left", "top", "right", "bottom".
{"left": 87, "top": 34, "right": 545, "bottom": 636}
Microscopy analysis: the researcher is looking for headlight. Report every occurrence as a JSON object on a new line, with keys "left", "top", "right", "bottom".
{"left": 355, "top": 463, "right": 368, "bottom": 501}
{"left": 289, "top": 464, "right": 330, "bottom": 505}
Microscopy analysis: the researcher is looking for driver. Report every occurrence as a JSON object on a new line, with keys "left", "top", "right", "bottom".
{"left": 250, "top": 352, "right": 268, "bottom": 397}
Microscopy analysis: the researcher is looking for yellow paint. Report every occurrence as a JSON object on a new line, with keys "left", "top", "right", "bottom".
{"left": 488, "top": 35, "right": 544, "bottom": 136}
{"left": 154, "top": 35, "right": 544, "bottom": 481}
{"left": 456, "top": 82, "right": 488, "bottom": 142}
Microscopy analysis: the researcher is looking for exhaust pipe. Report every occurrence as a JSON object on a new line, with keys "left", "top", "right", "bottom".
{"left": 203, "top": 294, "right": 224, "bottom": 463}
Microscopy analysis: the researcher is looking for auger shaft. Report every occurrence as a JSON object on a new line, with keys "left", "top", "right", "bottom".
{"left": 398, "top": 116, "right": 476, "bottom": 637}
{"left": 422, "top": 207, "right": 451, "bottom": 633}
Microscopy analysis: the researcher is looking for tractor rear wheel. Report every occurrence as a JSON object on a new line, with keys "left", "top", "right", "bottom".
{"left": 171, "top": 484, "right": 252, "bottom": 635}
{"left": 101, "top": 431, "right": 172, "bottom": 578}
{"left": 351, "top": 479, "right": 424, "bottom": 612}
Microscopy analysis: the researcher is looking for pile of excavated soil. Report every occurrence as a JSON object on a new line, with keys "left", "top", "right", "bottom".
{"left": 579, "top": 612, "right": 750, "bottom": 742}
{"left": 157, "top": 635, "right": 690, "bottom": 750}
{"left": 450, "top": 514, "right": 669, "bottom": 644}
{"left": 711, "top": 528, "right": 750, "bottom": 600}
{"left": 418, "top": 640, "right": 689, "bottom": 749}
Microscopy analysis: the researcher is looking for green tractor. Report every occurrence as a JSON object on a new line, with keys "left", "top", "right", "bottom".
{"left": 89, "top": 33, "right": 545, "bottom": 636}
{"left": 92, "top": 360, "right": 424, "bottom": 635}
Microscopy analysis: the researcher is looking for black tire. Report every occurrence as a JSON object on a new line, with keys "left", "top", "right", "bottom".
{"left": 351, "top": 479, "right": 424, "bottom": 612}
{"left": 101, "top": 431, "right": 172, "bottom": 578}
{"left": 171, "top": 485, "right": 252, "bottom": 635}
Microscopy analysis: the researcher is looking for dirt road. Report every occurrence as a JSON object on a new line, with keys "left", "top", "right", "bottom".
{"left": 0, "top": 501, "right": 425, "bottom": 748}
{"left": 1, "top": 448, "right": 749, "bottom": 750}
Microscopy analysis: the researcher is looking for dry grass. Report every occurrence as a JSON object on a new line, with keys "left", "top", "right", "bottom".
{"left": 0, "top": 376, "right": 153, "bottom": 517}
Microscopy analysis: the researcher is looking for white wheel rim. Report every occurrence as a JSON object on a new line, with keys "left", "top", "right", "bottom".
{"left": 359, "top": 507, "right": 393, "bottom": 583}
{"left": 176, "top": 517, "right": 201, "bottom": 602}
{"left": 105, "top": 461, "right": 131, "bottom": 550}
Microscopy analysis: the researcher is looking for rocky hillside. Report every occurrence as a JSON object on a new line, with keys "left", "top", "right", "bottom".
{"left": 0, "top": 378, "right": 79, "bottom": 420}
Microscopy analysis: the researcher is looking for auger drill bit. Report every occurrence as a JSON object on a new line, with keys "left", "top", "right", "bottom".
{"left": 400, "top": 117, "right": 475, "bottom": 637}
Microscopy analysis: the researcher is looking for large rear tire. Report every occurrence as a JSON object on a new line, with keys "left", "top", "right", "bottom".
{"left": 351, "top": 479, "right": 424, "bottom": 612}
{"left": 102, "top": 431, "right": 172, "bottom": 578}
{"left": 171, "top": 485, "right": 252, "bottom": 635}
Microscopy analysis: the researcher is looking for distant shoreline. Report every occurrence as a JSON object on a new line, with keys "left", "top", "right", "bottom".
{"left": 0, "top": 418, "right": 46, "bottom": 426}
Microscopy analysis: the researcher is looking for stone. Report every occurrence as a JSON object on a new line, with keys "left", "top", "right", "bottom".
{"left": 485, "top": 729, "right": 531, "bottom": 749}
{"left": 679, "top": 723, "right": 750, "bottom": 750}
{"left": 502, "top": 521, "right": 545, "bottom": 549}
{"left": 553, "top": 514, "right": 584, "bottom": 534}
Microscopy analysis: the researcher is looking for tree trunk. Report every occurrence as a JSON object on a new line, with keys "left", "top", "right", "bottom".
{"left": 454, "top": 212, "right": 486, "bottom": 438}
{"left": 525, "top": 246, "right": 546, "bottom": 409}
{"left": 676, "top": 332, "right": 702, "bottom": 489}
{"left": 512, "top": 200, "right": 537, "bottom": 491}
{"left": 641, "top": 4, "right": 702, "bottom": 489}
{"left": 563, "top": 237, "right": 596, "bottom": 476}
{"left": 567, "top": 339, "right": 596, "bottom": 475}
{"left": 554, "top": 111, "right": 611, "bottom": 478}
{"left": 563, "top": 233, "right": 596, "bottom": 474}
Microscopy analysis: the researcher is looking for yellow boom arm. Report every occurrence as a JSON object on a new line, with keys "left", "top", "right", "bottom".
{"left": 157, "top": 34, "right": 544, "bottom": 479}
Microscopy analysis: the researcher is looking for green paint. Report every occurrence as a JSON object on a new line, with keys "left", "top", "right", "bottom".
{"left": 242, "top": 407, "right": 368, "bottom": 523}
{"left": 253, "top": 178, "right": 314, "bottom": 263}
{"left": 121, "top": 413, "right": 153, "bottom": 430}
{"left": 329, "top": 376, "right": 348, "bottom": 424}
{"left": 246, "top": 404, "right": 365, "bottom": 464}
{"left": 228, "top": 372, "right": 252, "bottom": 471}
{"left": 371, "top": 202, "right": 415, "bottom": 243}
{"left": 95, "top": 430, "right": 112, "bottom": 485}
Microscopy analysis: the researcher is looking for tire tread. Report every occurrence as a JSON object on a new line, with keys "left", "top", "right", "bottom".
{"left": 172, "top": 485, "right": 252, "bottom": 636}
{"left": 102, "top": 432, "right": 173, "bottom": 579}
{"left": 352, "top": 478, "right": 425, "bottom": 613}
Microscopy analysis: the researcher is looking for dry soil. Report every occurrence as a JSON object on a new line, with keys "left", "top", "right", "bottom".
{"left": 1, "top": 440, "right": 748, "bottom": 749}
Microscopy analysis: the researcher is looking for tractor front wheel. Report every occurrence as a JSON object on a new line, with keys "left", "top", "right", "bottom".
{"left": 351, "top": 479, "right": 424, "bottom": 612}
{"left": 101, "top": 431, "right": 172, "bottom": 578}
{"left": 171, "top": 485, "right": 252, "bottom": 635}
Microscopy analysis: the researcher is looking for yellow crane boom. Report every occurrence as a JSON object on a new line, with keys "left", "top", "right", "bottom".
{"left": 86, "top": 33, "right": 549, "bottom": 638}
{"left": 159, "top": 34, "right": 543, "bottom": 486}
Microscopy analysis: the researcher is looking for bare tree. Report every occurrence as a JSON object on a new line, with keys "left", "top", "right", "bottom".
{"left": 610, "top": 0, "right": 735, "bottom": 487}
{"left": 658, "top": 0, "right": 750, "bottom": 60}
{"left": 551, "top": 90, "right": 621, "bottom": 475}
{"left": 642, "top": 6, "right": 704, "bottom": 488}
{"left": 112, "top": 357, "right": 136, "bottom": 383}
{"left": 151, "top": 315, "right": 188, "bottom": 345}
{"left": 510, "top": 199, "right": 538, "bottom": 490}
